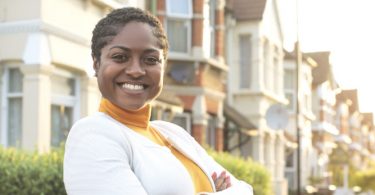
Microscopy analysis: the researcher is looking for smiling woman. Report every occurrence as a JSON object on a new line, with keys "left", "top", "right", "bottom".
{"left": 93, "top": 21, "right": 165, "bottom": 111}
{"left": 63, "top": 7, "right": 253, "bottom": 195}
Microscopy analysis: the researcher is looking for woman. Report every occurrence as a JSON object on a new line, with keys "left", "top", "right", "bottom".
{"left": 64, "top": 7, "right": 253, "bottom": 195}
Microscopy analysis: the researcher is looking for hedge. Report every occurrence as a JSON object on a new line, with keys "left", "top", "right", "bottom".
{"left": 208, "top": 149, "right": 272, "bottom": 195}
{"left": 0, "top": 146, "right": 271, "bottom": 195}
{"left": 0, "top": 146, "right": 65, "bottom": 195}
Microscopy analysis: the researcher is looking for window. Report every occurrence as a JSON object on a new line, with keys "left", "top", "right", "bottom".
{"left": 286, "top": 93, "right": 295, "bottom": 110}
{"left": 51, "top": 105, "right": 72, "bottom": 147}
{"left": 263, "top": 40, "right": 271, "bottom": 90}
{"left": 286, "top": 151, "right": 295, "bottom": 167}
{"left": 166, "top": 0, "right": 192, "bottom": 53}
{"left": 209, "top": 0, "right": 216, "bottom": 57}
{"left": 50, "top": 72, "right": 79, "bottom": 147}
{"left": 206, "top": 116, "right": 216, "bottom": 148}
{"left": 172, "top": 113, "right": 191, "bottom": 133}
{"left": 284, "top": 69, "right": 295, "bottom": 111}
{"left": 273, "top": 46, "right": 280, "bottom": 93}
{"left": 239, "top": 34, "right": 252, "bottom": 89}
{"left": 1, "top": 68, "right": 23, "bottom": 147}
{"left": 284, "top": 69, "right": 295, "bottom": 89}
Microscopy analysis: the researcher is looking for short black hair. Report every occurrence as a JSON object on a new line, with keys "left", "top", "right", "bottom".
{"left": 91, "top": 7, "right": 168, "bottom": 61}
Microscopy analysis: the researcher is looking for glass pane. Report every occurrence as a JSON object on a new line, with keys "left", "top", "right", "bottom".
{"left": 7, "top": 98, "right": 22, "bottom": 147}
{"left": 239, "top": 35, "right": 251, "bottom": 88}
{"left": 167, "top": 0, "right": 190, "bottom": 16}
{"left": 8, "top": 68, "right": 23, "bottom": 93}
{"left": 206, "top": 117, "right": 216, "bottom": 148}
{"left": 209, "top": 0, "right": 216, "bottom": 25}
{"left": 167, "top": 19, "right": 188, "bottom": 53}
{"left": 172, "top": 115, "right": 188, "bottom": 130}
{"left": 51, "top": 75, "right": 75, "bottom": 96}
{"left": 284, "top": 69, "right": 294, "bottom": 89}
{"left": 51, "top": 105, "right": 73, "bottom": 147}
{"left": 286, "top": 93, "right": 294, "bottom": 110}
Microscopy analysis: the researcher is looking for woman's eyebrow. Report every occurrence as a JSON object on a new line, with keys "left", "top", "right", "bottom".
{"left": 143, "top": 48, "right": 161, "bottom": 55}
{"left": 109, "top": 46, "right": 161, "bottom": 55}
{"left": 109, "top": 46, "right": 131, "bottom": 52}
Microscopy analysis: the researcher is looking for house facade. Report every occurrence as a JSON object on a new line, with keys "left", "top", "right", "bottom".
{"left": 225, "top": 0, "right": 288, "bottom": 194}
{"left": 0, "top": 0, "right": 185, "bottom": 152}
{"left": 283, "top": 51, "right": 316, "bottom": 191}
{"left": 151, "top": 0, "right": 228, "bottom": 151}
{"left": 308, "top": 51, "right": 340, "bottom": 190}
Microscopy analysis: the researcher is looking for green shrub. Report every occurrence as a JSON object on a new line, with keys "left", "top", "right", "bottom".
{"left": 208, "top": 149, "right": 272, "bottom": 195}
{"left": 0, "top": 146, "right": 65, "bottom": 195}
{"left": 355, "top": 168, "right": 375, "bottom": 192}
{"left": 0, "top": 145, "right": 271, "bottom": 195}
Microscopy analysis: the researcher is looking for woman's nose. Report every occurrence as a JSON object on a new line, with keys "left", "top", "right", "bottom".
{"left": 125, "top": 58, "right": 146, "bottom": 78}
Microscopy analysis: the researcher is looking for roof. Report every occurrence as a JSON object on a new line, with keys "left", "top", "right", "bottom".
{"left": 224, "top": 102, "right": 257, "bottom": 130}
{"left": 306, "top": 51, "right": 335, "bottom": 87}
{"left": 336, "top": 89, "right": 359, "bottom": 113}
{"left": 284, "top": 49, "right": 318, "bottom": 67}
{"left": 227, "top": 0, "right": 267, "bottom": 21}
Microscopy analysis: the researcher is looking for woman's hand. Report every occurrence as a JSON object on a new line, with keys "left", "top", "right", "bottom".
{"left": 211, "top": 171, "right": 232, "bottom": 192}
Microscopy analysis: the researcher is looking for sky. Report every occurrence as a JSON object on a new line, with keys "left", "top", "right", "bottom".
{"left": 281, "top": 0, "right": 375, "bottom": 114}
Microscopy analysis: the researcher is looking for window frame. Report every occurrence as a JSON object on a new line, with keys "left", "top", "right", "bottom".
{"left": 1, "top": 66, "right": 23, "bottom": 147}
{"left": 165, "top": 0, "right": 193, "bottom": 55}
{"left": 284, "top": 68, "right": 296, "bottom": 111}
{"left": 50, "top": 68, "right": 80, "bottom": 147}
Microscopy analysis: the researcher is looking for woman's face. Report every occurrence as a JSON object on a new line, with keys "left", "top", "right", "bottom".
{"left": 94, "top": 21, "right": 165, "bottom": 111}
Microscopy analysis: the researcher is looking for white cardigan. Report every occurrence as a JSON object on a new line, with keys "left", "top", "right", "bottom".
{"left": 64, "top": 112, "right": 253, "bottom": 195}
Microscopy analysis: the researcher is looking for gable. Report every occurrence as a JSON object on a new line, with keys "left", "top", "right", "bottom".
{"left": 261, "top": 0, "right": 284, "bottom": 46}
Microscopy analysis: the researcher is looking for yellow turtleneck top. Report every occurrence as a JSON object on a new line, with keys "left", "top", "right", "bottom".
{"left": 99, "top": 99, "right": 213, "bottom": 193}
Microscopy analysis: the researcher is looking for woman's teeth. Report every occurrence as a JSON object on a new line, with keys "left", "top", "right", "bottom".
{"left": 122, "top": 83, "right": 144, "bottom": 90}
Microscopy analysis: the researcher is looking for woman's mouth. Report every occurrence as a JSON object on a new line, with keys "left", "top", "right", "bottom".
{"left": 119, "top": 82, "right": 148, "bottom": 91}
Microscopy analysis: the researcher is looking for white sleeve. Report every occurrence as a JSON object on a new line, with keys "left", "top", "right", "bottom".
{"left": 192, "top": 139, "right": 254, "bottom": 195}
{"left": 63, "top": 120, "right": 148, "bottom": 195}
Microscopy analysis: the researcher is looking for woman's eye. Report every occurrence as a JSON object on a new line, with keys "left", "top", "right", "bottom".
{"left": 143, "top": 56, "right": 161, "bottom": 65}
{"left": 112, "top": 54, "right": 128, "bottom": 62}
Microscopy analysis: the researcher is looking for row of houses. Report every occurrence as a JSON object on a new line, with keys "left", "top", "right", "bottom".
{"left": 0, "top": 0, "right": 374, "bottom": 194}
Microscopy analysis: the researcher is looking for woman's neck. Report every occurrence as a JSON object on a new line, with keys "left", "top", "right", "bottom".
{"left": 99, "top": 98, "right": 151, "bottom": 129}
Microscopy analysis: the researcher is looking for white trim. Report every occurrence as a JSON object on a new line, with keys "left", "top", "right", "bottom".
{"left": 0, "top": 69, "right": 9, "bottom": 146}
{"left": 164, "top": 85, "right": 226, "bottom": 99}
{"left": 0, "top": 67, "right": 23, "bottom": 147}
{"left": 50, "top": 74, "right": 80, "bottom": 122}
{"left": 90, "top": 0, "right": 127, "bottom": 9}
{"left": 51, "top": 95, "right": 76, "bottom": 106}
{"left": 73, "top": 77, "right": 81, "bottom": 122}
{"left": 0, "top": 20, "right": 90, "bottom": 46}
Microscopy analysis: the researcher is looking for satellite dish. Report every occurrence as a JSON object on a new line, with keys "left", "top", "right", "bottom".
{"left": 265, "top": 104, "right": 289, "bottom": 130}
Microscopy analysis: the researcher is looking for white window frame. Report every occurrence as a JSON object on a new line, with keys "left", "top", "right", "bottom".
{"left": 263, "top": 39, "right": 271, "bottom": 90}
{"left": 165, "top": 0, "right": 193, "bottom": 55}
{"left": 50, "top": 68, "right": 80, "bottom": 147}
{"left": 1, "top": 66, "right": 23, "bottom": 147}
{"left": 284, "top": 68, "right": 296, "bottom": 111}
